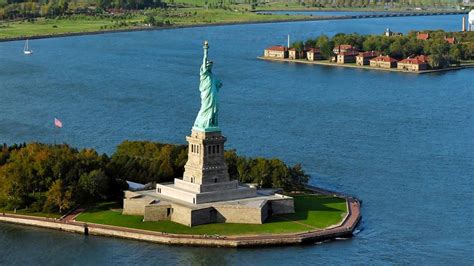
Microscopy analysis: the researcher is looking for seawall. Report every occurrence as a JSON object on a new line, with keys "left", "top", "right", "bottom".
{"left": 258, "top": 57, "right": 474, "bottom": 74}
{"left": 0, "top": 214, "right": 85, "bottom": 234}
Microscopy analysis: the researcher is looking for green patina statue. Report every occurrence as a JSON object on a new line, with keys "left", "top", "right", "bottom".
{"left": 193, "top": 41, "right": 223, "bottom": 132}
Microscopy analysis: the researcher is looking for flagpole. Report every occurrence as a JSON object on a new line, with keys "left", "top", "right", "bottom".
{"left": 54, "top": 118, "right": 62, "bottom": 145}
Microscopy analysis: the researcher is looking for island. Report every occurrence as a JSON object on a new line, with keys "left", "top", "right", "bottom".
{"left": 0, "top": 42, "right": 361, "bottom": 247}
{"left": 260, "top": 29, "right": 474, "bottom": 74}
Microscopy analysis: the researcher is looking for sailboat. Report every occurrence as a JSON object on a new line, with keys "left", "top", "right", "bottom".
{"left": 23, "top": 39, "right": 33, "bottom": 55}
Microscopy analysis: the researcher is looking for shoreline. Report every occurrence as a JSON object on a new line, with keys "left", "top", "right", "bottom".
{"left": 254, "top": 8, "right": 463, "bottom": 13}
{"left": 0, "top": 11, "right": 465, "bottom": 43}
{"left": 258, "top": 57, "right": 474, "bottom": 74}
{"left": 0, "top": 186, "right": 361, "bottom": 247}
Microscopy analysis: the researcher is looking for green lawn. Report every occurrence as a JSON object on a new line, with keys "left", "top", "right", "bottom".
{"left": 76, "top": 195, "right": 347, "bottom": 236}
{"left": 0, "top": 16, "right": 145, "bottom": 39}
{"left": 0, "top": 208, "right": 61, "bottom": 219}
{"left": 460, "top": 60, "right": 474, "bottom": 66}
{"left": 0, "top": 9, "right": 312, "bottom": 40}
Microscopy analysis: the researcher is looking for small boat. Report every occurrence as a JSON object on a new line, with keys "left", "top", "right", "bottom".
{"left": 23, "top": 39, "right": 33, "bottom": 55}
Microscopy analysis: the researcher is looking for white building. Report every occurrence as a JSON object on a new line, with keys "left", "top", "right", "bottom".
{"left": 469, "top": 10, "right": 474, "bottom": 31}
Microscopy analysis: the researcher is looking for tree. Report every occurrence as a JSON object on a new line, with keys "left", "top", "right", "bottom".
{"left": 144, "top": 14, "right": 156, "bottom": 26}
{"left": 363, "top": 35, "right": 379, "bottom": 52}
{"left": 78, "top": 170, "right": 109, "bottom": 203}
{"left": 389, "top": 39, "right": 403, "bottom": 58}
{"left": 249, "top": 158, "right": 272, "bottom": 188}
{"left": 291, "top": 40, "right": 305, "bottom": 52}
{"left": 289, "top": 164, "right": 309, "bottom": 190}
{"left": 316, "top": 34, "right": 333, "bottom": 59}
{"left": 96, "top": 0, "right": 111, "bottom": 9}
{"left": 269, "top": 159, "right": 291, "bottom": 189}
{"left": 45, "top": 179, "right": 73, "bottom": 213}
{"left": 224, "top": 149, "right": 239, "bottom": 180}
{"left": 448, "top": 44, "right": 462, "bottom": 65}
{"left": 427, "top": 53, "right": 449, "bottom": 68}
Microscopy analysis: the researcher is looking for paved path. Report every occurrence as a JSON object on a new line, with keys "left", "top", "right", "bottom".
{"left": 60, "top": 208, "right": 85, "bottom": 222}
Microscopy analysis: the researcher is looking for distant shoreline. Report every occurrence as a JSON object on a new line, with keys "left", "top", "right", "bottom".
{"left": 0, "top": 11, "right": 465, "bottom": 43}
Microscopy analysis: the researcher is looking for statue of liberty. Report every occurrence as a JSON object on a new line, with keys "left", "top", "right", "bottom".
{"left": 193, "top": 41, "right": 223, "bottom": 132}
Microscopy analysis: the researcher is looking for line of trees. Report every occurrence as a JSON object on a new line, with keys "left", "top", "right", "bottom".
{"left": 0, "top": 0, "right": 165, "bottom": 19}
{"left": 252, "top": 0, "right": 458, "bottom": 9}
{"left": 225, "top": 149, "right": 309, "bottom": 190}
{"left": 291, "top": 30, "right": 474, "bottom": 68}
{"left": 0, "top": 141, "right": 310, "bottom": 214}
{"left": 0, "top": 143, "right": 126, "bottom": 213}
{"left": 111, "top": 141, "right": 310, "bottom": 190}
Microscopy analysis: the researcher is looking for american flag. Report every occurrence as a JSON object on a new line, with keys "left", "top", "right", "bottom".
{"left": 54, "top": 118, "right": 63, "bottom": 128}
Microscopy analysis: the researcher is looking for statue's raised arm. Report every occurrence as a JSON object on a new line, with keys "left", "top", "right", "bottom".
{"left": 202, "top": 41, "right": 209, "bottom": 68}
{"left": 193, "top": 41, "right": 221, "bottom": 132}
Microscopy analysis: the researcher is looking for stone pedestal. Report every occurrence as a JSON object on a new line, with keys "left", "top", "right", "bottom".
{"left": 183, "top": 130, "right": 230, "bottom": 186}
{"left": 156, "top": 129, "right": 257, "bottom": 204}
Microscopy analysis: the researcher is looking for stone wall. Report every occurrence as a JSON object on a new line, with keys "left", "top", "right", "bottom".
{"left": 195, "top": 187, "right": 257, "bottom": 204}
{"left": 170, "top": 204, "right": 193, "bottom": 227}
{"left": 157, "top": 184, "right": 196, "bottom": 203}
{"left": 123, "top": 198, "right": 153, "bottom": 216}
{"left": 270, "top": 197, "right": 295, "bottom": 215}
{"left": 157, "top": 183, "right": 257, "bottom": 205}
{"left": 214, "top": 205, "right": 266, "bottom": 224}
{"left": 174, "top": 178, "right": 238, "bottom": 193}
{"left": 144, "top": 204, "right": 172, "bottom": 222}
{"left": 198, "top": 180, "right": 239, "bottom": 192}
{"left": 0, "top": 215, "right": 84, "bottom": 234}
{"left": 190, "top": 207, "right": 214, "bottom": 226}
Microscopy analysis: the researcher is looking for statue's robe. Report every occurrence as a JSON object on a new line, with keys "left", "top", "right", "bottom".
{"left": 194, "top": 63, "right": 222, "bottom": 129}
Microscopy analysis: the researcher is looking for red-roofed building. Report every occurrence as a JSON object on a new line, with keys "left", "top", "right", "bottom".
{"left": 417, "top": 32, "right": 430, "bottom": 40}
{"left": 444, "top": 36, "right": 456, "bottom": 44}
{"left": 397, "top": 55, "right": 429, "bottom": 71}
{"left": 356, "top": 51, "right": 378, "bottom": 66}
{"left": 370, "top": 55, "right": 398, "bottom": 68}
{"left": 336, "top": 51, "right": 358, "bottom": 64}
{"left": 333, "top": 44, "right": 357, "bottom": 54}
{"left": 306, "top": 48, "right": 322, "bottom": 61}
{"left": 264, "top": 45, "right": 288, "bottom": 59}
{"left": 288, "top": 48, "right": 301, "bottom": 59}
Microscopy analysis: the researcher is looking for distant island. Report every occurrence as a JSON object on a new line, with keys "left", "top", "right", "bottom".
{"left": 260, "top": 29, "right": 474, "bottom": 73}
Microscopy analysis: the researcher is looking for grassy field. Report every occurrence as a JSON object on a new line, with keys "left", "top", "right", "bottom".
{"left": 0, "top": 9, "right": 311, "bottom": 40}
{"left": 0, "top": 16, "right": 145, "bottom": 39}
{"left": 460, "top": 59, "right": 474, "bottom": 66}
{"left": 1, "top": 5, "right": 462, "bottom": 40}
{"left": 0, "top": 207, "right": 61, "bottom": 219}
{"left": 76, "top": 194, "right": 347, "bottom": 236}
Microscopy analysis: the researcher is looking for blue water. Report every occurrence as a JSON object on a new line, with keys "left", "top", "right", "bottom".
{"left": 0, "top": 15, "right": 473, "bottom": 265}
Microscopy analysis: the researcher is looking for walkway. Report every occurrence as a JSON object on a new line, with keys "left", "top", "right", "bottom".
{"left": 60, "top": 208, "right": 85, "bottom": 222}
